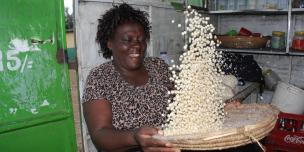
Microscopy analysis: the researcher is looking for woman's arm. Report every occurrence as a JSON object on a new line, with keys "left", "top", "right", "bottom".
{"left": 83, "top": 99, "right": 178, "bottom": 152}
{"left": 83, "top": 99, "right": 136, "bottom": 151}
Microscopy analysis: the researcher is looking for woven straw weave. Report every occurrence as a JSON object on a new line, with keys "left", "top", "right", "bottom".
{"left": 156, "top": 103, "right": 279, "bottom": 150}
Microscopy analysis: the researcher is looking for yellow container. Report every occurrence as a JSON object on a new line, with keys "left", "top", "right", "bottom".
{"left": 295, "top": 31, "right": 304, "bottom": 36}
{"left": 272, "top": 31, "right": 285, "bottom": 37}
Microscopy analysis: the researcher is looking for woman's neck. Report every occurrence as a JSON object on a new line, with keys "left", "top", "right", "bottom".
{"left": 114, "top": 62, "right": 149, "bottom": 86}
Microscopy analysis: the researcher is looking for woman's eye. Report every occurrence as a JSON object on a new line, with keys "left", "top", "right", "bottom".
{"left": 121, "top": 38, "right": 131, "bottom": 42}
{"left": 120, "top": 36, "right": 146, "bottom": 44}
{"left": 138, "top": 37, "right": 145, "bottom": 42}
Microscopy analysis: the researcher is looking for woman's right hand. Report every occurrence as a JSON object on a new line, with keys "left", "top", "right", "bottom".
{"left": 133, "top": 126, "right": 179, "bottom": 152}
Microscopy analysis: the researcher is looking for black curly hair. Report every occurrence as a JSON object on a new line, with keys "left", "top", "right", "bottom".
{"left": 96, "top": 3, "right": 151, "bottom": 59}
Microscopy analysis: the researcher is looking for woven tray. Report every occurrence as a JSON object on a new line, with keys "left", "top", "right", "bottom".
{"left": 155, "top": 103, "right": 279, "bottom": 150}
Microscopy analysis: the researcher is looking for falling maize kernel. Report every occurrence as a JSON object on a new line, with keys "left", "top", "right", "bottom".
{"left": 163, "top": 8, "right": 225, "bottom": 136}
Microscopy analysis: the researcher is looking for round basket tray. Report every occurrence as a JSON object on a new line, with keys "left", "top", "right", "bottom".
{"left": 217, "top": 35, "right": 270, "bottom": 49}
{"left": 155, "top": 103, "right": 279, "bottom": 150}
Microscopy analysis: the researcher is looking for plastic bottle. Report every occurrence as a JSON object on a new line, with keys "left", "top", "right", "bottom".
{"left": 159, "top": 51, "right": 170, "bottom": 65}
{"left": 159, "top": 36, "right": 171, "bottom": 65}
{"left": 159, "top": 51, "right": 171, "bottom": 65}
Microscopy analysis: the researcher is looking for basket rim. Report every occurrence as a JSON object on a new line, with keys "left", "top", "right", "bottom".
{"left": 158, "top": 103, "right": 279, "bottom": 150}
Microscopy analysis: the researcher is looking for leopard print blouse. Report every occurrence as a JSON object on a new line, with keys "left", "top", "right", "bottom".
{"left": 82, "top": 57, "right": 172, "bottom": 130}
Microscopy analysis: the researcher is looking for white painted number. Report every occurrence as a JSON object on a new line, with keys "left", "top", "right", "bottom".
{"left": 0, "top": 48, "right": 34, "bottom": 73}
{"left": 7, "top": 49, "right": 21, "bottom": 71}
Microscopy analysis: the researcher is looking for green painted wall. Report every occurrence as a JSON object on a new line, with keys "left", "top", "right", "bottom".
{"left": 0, "top": 0, "right": 77, "bottom": 151}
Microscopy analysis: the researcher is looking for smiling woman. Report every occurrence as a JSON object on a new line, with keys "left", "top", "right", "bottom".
{"left": 108, "top": 22, "right": 147, "bottom": 73}
{"left": 81, "top": 3, "right": 178, "bottom": 152}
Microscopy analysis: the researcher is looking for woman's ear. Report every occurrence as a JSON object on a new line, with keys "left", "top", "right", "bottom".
{"left": 107, "top": 40, "right": 113, "bottom": 50}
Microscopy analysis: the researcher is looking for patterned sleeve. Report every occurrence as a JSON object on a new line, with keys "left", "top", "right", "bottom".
{"left": 82, "top": 67, "right": 107, "bottom": 103}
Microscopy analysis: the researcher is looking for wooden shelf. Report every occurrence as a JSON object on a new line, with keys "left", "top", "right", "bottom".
{"left": 291, "top": 8, "right": 304, "bottom": 13}
{"left": 216, "top": 48, "right": 304, "bottom": 56}
{"left": 217, "top": 48, "right": 286, "bottom": 55}
{"left": 208, "top": 9, "right": 289, "bottom": 15}
{"left": 289, "top": 49, "right": 304, "bottom": 56}
{"left": 206, "top": 8, "right": 304, "bottom": 15}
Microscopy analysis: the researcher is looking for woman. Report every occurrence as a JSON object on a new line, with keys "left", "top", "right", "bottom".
{"left": 82, "top": 3, "right": 177, "bottom": 152}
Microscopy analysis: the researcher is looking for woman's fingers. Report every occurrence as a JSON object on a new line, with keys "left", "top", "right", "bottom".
{"left": 140, "top": 136, "right": 172, "bottom": 147}
{"left": 135, "top": 126, "right": 173, "bottom": 148}
{"left": 224, "top": 99, "right": 241, "bottom": 111}
{"left": 138, "top": 126, "right": 159, "bottom": 136}
{"left": 143, "top": 147, "right": 180, "bottom": 152}
{"left": 134, "top": 126, "right": 158, "bottom": 143}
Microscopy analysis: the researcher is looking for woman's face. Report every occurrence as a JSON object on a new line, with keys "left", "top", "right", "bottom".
{"left": 108, "top": 22, "right": 147, "bottom": 71}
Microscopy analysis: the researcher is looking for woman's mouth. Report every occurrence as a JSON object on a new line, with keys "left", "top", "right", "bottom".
{"left": 129, "top": 53, "right": 140, "bottom": 58}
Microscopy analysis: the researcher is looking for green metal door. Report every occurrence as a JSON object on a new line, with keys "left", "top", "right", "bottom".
{"left": 0, "top": 0, "right": 77, "bottom": 151}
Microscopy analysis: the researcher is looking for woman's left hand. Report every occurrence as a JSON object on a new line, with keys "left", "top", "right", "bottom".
{"left": 133, "top": 126, "right": 180, "bottom": 152}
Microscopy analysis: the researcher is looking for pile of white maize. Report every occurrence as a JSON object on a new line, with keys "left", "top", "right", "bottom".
{"left": 163, "top": 7, "right": 226, "bottom": 136}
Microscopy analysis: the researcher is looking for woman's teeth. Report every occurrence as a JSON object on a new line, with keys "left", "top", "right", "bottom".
{"left": 129, "top": 54, "right": 140, "bottom": 57}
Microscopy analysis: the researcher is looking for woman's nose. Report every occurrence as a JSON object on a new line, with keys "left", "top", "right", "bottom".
{"left": 130, "top": 40, "right": 142, "bottom": 48}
